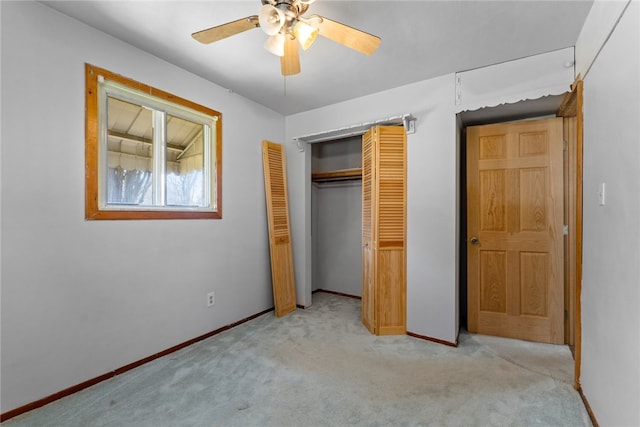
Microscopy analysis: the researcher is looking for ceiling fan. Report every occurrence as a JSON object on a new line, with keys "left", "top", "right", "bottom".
{"left": 192, "top": 0, "right": 381, "bottom": 76}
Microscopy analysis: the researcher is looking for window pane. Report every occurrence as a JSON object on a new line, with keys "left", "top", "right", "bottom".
{"left": 166, "top": 114, "right": 205, "bottom": 207}
{"left": 106, "top": 97, "right": 153, "bottom": 205}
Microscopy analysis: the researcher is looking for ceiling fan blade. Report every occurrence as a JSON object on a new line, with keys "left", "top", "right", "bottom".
{"left": 281, "top": 36, "right": 301, "bottom": 76}
{"left": 192, "top": 16, "right": 259, "bottom": 44}
{"left": 315, "top": 17, "right": 381, "bottom": 55}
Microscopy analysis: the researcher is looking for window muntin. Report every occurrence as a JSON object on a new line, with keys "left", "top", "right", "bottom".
{"left": 86, "top": 64, "right": 222, "bottom": 220}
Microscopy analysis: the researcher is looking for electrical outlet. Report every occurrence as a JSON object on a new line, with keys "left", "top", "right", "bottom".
{"left": 207, "top": 291, "right": 215, "bottom": 307}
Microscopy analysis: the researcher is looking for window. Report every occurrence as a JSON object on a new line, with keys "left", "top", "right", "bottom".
{"left": 85, "top": 64, "right": 222, "bottom": 219}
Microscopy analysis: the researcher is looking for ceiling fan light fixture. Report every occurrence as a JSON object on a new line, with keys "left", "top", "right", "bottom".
{"left": 258, "top": 4, "right": 285, "bottom": 36}
{"left": 264, "top": 32, "right": 285, "bottom": 56}
{"left": 293, "top": 21, "right": 318, "bottom": 50}
{"left": 192, "top": 0, "right": 381, "bottom": 76}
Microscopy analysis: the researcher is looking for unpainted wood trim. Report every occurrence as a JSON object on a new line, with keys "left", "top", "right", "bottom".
{"left": 0, "top": 307, "right": 273, "bottom": 422}
{"left": 574, "top": 79, "right": 584, "bottom": 388}
{"left": 311, "top": 168, "right": 362, "bottom": 182}
{"left": 85, "top": 64, "right": 100, "bottom": 220}
{"left": 558, "top": 79, "right": 584, "bottom": 387}
{"left": 86, "top": 64, "right": 221, "bottom": 117}
{"left": 577, "top": 386, "right": 600, "bottom": 427}
{"left": 557, "top": 88, "right": 578, "bottom": 117}
{"left": 563, "top": 117, "right": 578, "bottom": 346}
{"left": 85, "top": 63, "right": 223, "bottom": 220}
{"left": 407, "top": 331, "right": 458, "bottom": 347}
{"left": 316, "top": 289, "right": 362, "bottom": 300}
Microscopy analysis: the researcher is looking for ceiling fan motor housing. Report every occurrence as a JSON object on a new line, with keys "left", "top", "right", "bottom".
{"left": 261, "top": 0, "right": 310, "bottom": 18}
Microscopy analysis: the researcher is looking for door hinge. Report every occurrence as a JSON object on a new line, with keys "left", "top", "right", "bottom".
{"left": 563, "top": 140, "right": 568, "bottom": 151}
{"left": 563, "top": 225, "right": 569, "bottom": 236}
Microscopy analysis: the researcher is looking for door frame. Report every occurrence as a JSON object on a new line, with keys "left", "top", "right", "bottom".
{"left": 556, "top": 79, "right": 584, "bottom": 388}
{"left": 458, "top": 78, "right": 584, "bottom": 387}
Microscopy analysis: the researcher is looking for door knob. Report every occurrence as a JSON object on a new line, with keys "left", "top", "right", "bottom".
{"left": 469, "top": 236, "right": 479, "bottom": 245}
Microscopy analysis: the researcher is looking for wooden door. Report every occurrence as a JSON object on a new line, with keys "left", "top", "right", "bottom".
{"left": 374, "top": 126, "right": 407, "bottom": 335}
{"left": 262, "top": 141, "right": 297, "bottom": 317}
{"left": 361, "top": 126, "right": 406, "bottom": 335}
{"left": 361, "top": 129, "right": 375, "bottom": 333}
{"left": 467, "top": 118, "right": 564, "bottom": 344}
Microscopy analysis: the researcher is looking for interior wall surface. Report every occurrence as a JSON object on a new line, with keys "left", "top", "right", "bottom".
{"left": 286, "top": 74, "right": 459, "bottom": 343}
{"left": 311, "top": 139, "right": 362, "bottom": 296}
{"left": 575, "top": 0, "right": 630, "bottom": 79}
{"left": 0, "top": 1, "right": 283, "bottom": 413}
{"left": 312, "top": 181, "right": 363, "bottom": 297}
{"left": 579, "top": 1, "right": 640, "bottom": 425}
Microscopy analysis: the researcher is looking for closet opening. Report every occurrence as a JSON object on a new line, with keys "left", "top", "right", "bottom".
{"left": 303, "top": 121, "right": 409, "bottom": 335}
{"left": 311, "top": 136, "right": 363, "bottom": 302}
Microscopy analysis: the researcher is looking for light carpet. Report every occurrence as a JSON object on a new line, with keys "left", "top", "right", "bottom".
{"left": 3, "top": 292, "right": 591, "bottom": 426}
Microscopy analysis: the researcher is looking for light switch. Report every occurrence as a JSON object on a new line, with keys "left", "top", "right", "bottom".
{"left": 599, "top": 182, "right": 606, "bottom": 206}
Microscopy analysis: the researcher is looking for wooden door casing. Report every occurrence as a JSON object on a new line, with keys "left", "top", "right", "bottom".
{"left": 262, "top": 141, "right": 297, "bottom": 317}
{"left": 467, "top": 118, "right": 564, "bottom": 344}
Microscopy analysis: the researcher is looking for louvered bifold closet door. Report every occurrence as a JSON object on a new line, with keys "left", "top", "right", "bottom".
{"left": 361, "top": 126, "right": 407, "bottom": 336}
{"left": 374, "top": 126, "right": 407, "bottom": 335}
{"left": 262, "top": 141, "right": 297, "bottom": 317}
{"left": 361, "top": 130, "right": 376, "bottom": 333}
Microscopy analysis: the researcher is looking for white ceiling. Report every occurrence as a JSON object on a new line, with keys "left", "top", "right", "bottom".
{"left": 41, "top": 0, "right": 593, "bottom": 115}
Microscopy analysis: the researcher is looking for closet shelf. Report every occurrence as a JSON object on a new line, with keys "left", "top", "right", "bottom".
{"left": 311, "top": 168, "right": 362, "bottom": 182}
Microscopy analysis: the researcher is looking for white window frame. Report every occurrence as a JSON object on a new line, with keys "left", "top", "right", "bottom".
{"left": 98, "top": 78, "right": 217, "bottom": 212}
